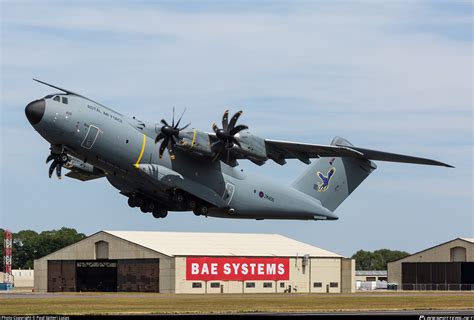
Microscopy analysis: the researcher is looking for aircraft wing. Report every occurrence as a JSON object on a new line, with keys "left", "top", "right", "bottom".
{"left": 264, "top": 138, "right": 453, "bottom": 168}
{"left": 264, "top": 139, "right": 364, "bottom": 165}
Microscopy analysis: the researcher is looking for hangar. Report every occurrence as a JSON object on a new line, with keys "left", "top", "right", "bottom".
{"left": 388, "top": 237, "right": 474, "bottom": 290}
{"left": 34, "top": 230, "right": 355, "bottom": 293}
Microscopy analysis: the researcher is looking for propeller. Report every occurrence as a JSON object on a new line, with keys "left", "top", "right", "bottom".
{"left": 46, "top": 152, "right": 69, "bottom": 179}
{"left": 211, "top": 110, "right": 248, "bottom": 161}
{"left": 154, "top": 107, "right": 190, "bottom": 160}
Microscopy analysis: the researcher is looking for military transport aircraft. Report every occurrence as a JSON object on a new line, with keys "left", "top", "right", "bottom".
{"left": 25, "top": 79, "right": 453, "bottom": 221}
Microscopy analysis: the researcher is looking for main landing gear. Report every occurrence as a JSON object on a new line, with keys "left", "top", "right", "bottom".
{"left": 128, "top": 196, "right": 168, "bottom": 219}
{"left": 193, "top": 205, "right": 208, "bottom": 217}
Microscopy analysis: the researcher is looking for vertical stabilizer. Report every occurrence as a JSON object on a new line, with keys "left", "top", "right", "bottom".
{"left": 291, "top": 137, "right": 377, "bottom": 212}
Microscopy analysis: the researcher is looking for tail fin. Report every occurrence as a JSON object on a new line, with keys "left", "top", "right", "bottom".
{"left": 291, "top": 137, "right": 377, "bottom": 212}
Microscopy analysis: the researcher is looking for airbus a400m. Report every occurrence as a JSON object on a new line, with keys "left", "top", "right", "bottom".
{"left": 25, "top": 79, "right": 452, "bottom": 220}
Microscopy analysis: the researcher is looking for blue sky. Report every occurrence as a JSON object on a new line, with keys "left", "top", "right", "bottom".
{"left": 1, "top": 0, "right": 472, "bottom": 257}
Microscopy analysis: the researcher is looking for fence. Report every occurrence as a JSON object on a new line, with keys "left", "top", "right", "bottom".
{"left": 400, "top": 283, "right": 474, "bottom": 291}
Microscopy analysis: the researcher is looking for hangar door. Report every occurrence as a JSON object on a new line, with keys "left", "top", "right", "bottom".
{"left": 75, "top": 259, "right": 160, "bottom": 292}
{"left": 402, "top": 262, "right": 474, "bottom": 290}
{"left": 76, "top": 260, "right": 118, "bottom": 292}
{"left": 117, "top": 259, "right": 160, "bottom": 292}
{"left": 47, "top": 259, "right": 160, "bottom": 292}
{"left": 48, "top": 260, "right": 76, "bottom": 292}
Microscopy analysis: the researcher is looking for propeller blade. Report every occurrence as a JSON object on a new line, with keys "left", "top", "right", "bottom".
{"left": 212, "top": 144, "right": 225, "bottom": 161}
{"left": 46, "top": 155, "right": 54, "bottom": 164}
{"left": 155, "top": 133, "right": 165, "bottom": 144}
{"left": 159, "top": 138, "right": 168, "bottom": 158}
{"left": 55, "top": 163, "right": 62, "bottom": 179}
{"left": 161, "top": 119, "right": 169, "bottom": 126}
{"left": 167, "top": 139, "right": 176, "bottom": 160}
{"left": 175, "top": 107, "right": 187, "bottom": 128}
{"left": 212, "top": 123, "right": 219, "bottom": 133}
{"left": 231, "top": 136, "right": 242, "bottom": 148}
{"left": 222, "top": 110, "right": 229, "bottom": 130}
{"left": 179, "top": 122, "right": 191, "bottom": 131}
{"left": 172, "top": 106, "right": 175, "bottom": 127}
{"left": 229, "top": 124, "right": 248, "bottom": 136}
{"left": 228, "top": 111, "right": 243, "bottom": 131}
{"left": 48, "top": 160, "right": 57, "bottom": 178}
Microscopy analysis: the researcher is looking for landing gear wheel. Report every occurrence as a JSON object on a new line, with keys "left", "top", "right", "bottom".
{"left": 194, "top": 206, "right": 208, "bottom": 216}
{"left": 152, "top": 208, "right": 168, "bottom": 219}
{"left": 135, "top": 197, "right": 144, "bottom": 207}
{"left": 187, "top": 200, "right": 197, "bottom": 210}
{"left": 147, "top": 201, "right": 155, "bottom": 212}
{"left": 128, "top": 197, "right": 137, "bottom": 208}
{"left": 173, "top": 194, "right": 184, "bottom": 203}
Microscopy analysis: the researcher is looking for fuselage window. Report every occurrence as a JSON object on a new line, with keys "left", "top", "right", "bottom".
{"left": 53, "top": 96, "right": 60, "bottom": 102}
{"left": 62, "top": 97, "right": 68, "bottom": 104}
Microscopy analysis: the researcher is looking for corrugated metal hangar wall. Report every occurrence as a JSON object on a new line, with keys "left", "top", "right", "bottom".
{"left": 34, "top": 231, "right": 355, "bottom": 294}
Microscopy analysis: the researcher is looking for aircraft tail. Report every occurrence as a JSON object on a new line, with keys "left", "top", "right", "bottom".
{"left": 291, "top": 137, "right": 377, "bottom": 212}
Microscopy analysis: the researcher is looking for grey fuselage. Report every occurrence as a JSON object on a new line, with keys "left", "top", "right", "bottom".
{"left": 27, "top": 93, "right": 337, "bottom": 221}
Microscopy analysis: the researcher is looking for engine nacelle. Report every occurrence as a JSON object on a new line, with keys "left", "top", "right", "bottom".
{"left": 234, "top": 131, "right": 268, "bottom": 164}
{"left": 177, "top": 129, "right": 214, "bottom": 156}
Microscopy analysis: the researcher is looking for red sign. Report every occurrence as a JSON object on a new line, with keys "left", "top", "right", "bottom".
{"left": 186, "top": 257, "right": 290, "bottom": 281}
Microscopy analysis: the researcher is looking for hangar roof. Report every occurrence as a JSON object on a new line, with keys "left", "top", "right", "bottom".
{"left": 105, "top": 231, "right": 343, "bottom": 258}
{"left": 388, "top": 237, "right": 474, "bottom": 264}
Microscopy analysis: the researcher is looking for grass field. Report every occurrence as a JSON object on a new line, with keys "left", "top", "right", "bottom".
{"left": 1, "top": 291, "right": 473, "bottom": 315}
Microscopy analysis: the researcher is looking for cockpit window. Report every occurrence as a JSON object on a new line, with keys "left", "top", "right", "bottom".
{"left": 53, "top": 96, "right": 60, "bottom": 102}
{"left": 62, "top": 97, "right": 68, "bottom": 104}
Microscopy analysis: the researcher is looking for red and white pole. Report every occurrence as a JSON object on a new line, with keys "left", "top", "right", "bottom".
{"left": 3, "top": 230, "right": 13, "bottom": 283}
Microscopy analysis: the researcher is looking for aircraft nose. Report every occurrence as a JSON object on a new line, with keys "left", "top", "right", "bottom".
{"left": 25, "top": 99, "right": 45, "bottom": 125}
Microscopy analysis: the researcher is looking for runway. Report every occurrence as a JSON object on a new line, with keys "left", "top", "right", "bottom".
{"left": 1, "top": 291, "right": 473, "bottom": 315}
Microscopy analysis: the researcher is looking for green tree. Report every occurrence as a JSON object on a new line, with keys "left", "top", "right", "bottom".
{"left": 352, "top": 249, "right": 410, "bottom": 270}
{"left": 10, "top": 227, "right": 86, "bottom": 269}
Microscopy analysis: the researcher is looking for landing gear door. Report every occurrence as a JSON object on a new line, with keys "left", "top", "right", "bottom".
{"left": 81, "top": 125, "right": 101, "bottom": 149}
{"left": 222, "top": 182, "right": 235, "bottom": 206}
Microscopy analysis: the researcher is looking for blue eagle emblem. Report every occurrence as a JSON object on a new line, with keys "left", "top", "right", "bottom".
{"left": 316, "top": 167, "right": 336, "bottom": 192}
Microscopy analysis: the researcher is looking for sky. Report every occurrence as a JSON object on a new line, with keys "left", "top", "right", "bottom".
{"left": 0, "top": 0, "right": 472, "bottom": 257}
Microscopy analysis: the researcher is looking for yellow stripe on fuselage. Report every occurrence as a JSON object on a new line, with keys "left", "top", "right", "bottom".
{"left": 190, "top": 128, "right": 197, "bottom": 149}
{"left": 134, "top": 134, "right": 147, "bottom": 168}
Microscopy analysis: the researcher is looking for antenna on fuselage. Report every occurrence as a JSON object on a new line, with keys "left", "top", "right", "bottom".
{"left": 32, "top": 78, "right": 123, "bottom": 116}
